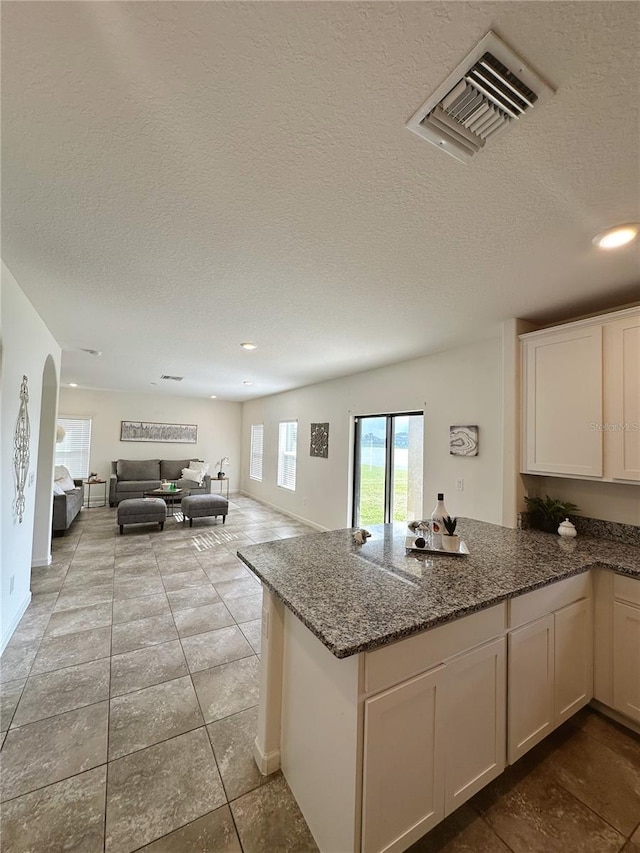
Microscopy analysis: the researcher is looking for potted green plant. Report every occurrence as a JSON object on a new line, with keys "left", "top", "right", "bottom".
{"left": 441, "top": 515, "right": 460, "bottom": 552}
{"left": 524, "top": 495, "right": 580, "bottom": 534}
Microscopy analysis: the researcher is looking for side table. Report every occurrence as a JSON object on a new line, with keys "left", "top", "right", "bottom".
{"left": 213, "top": 476, "right": 230, "bottom": 500}
{"left": 85, "top": 479, "right": 107, "bottom": 508}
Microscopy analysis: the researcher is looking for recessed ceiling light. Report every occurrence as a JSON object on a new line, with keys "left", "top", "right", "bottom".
{"left": 68, "top": 383, "right": 78, "bottom": 387}
{"left": 240, "top": 342, "right": 257, "bottom": 350}
{"left": 242, "top": 380, "right": 253, "bottom": 386}
{"left": 210, "top": 395, "right": 217, "bottom": 399}
{"left": 593, "top": 224, "right": 639, "bottom": 250}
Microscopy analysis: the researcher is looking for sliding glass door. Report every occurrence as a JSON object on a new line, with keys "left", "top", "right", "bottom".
{"left": 352, "top": 412, "right": 424, "bottom": 527}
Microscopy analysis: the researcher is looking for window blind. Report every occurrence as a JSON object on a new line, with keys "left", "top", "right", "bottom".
{"left": 55, "top": 416, "right": 92, "bottom": 478}
{"left": 277, "top": 421, "right": 297, "bottom": 491}
{"left": 250, "top": 424, "right": 264, "bottom": 481}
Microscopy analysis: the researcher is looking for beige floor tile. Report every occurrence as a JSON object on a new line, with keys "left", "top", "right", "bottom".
{"left": 231, "top": 773, "right": 318, "bottom": 852}
{"left": 632, "top": 825, "right": 640, "bottom": 845}
{"left": 167, "top": 584, "right": 221, "bottom": 612}
{"left": 45, "top": 601, "right": 112, "bottom": 637}
{"left": 0, "top": 766, "right": 106, "bottom": 853}
{"left": 0, "top": 679, "right": 25, "bottom": 731}
{"left": 105, "top": 728, "right": 225, "bottom": 853}
{"left": 202, "top": 563, "right": 252, "bottom": 584}
{"left": 156, "top": 556, "right": 202, "bottom": 574}
{"left": 173, "top": 602, "right": 235, "bottom": 638}
{"left": 0, "top": 641, "right": 38, "bottom": 682}
{"left": 192, "top": 656, "right": 260, "bottom": 723}
{"left": 110, "top": 640, "right": 188, "bottom": 698}
{"left": 31, "top": 626, "right": 112, "bottom": 675}
{"left": 543, "top": 727, "right": 640, "bottom": 836}
{"left": 135, "top": 805, "right": 242, "bottom": 852}
{"left": 569, "top": 708, "right": 640, "bottom": 766}
{"left": 208, "top": 706, "right": 269, "bottom": 800}
{"left": 181, "top": 626, "right": 253, "bottom": 673}
{"left": 476, "top": 764, "right": 624, "bottom": 853}
{"left": 13, "top": 657, "right": 110, "bottom": 726}
{"left": 112, "top": 593, "right": 171, "bottom": 625}
{"left": 111, "top": 612, "right": 177, "bottom": 655}
{"left": 238, "top": 619, "right": 262, "bottom": 654}
{"left": 214, "top": 577, "right": 261, "bottom": 602}
{"left": 225, "top": 593, "right": 262, "bottom": 624}
{"left": 161, "top": 567, "right": 210, "bottom": 592}
{"left": 54, "top": 584, "right": 114, "bottom": 612}
{"left": 407, "top": 804, "right": 510, "bottom": 852}
{"left": 113, "top": 575, "right": 166, "bottom": 601}
{"left": 109, "top": 675, "right": 203, "bottom": 759}
{"left": 0, "top": 702, "right": 108, "bottom": 801}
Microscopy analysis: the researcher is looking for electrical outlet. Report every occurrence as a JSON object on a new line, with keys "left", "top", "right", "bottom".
{"left": 456, "top": 478, "right": 464, "bottom": 492}
{"left": 9, "top": 575, "right": 15, "bottom": 594}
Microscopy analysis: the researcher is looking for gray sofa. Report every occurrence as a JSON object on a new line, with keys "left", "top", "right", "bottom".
{"left": 109, "top": 459, "right": 212, "bottom": 506}
{"left": 53, "top": 479, "right": 84, "bottom": 536}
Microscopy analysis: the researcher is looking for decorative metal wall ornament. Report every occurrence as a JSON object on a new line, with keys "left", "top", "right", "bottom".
{"left": 449, "top": 425, "right": 479, "bottom": 456}
{"left": 310, "top": 422, "right": 329, "bottom": 458}
{"left": 14, "top": 375, "right": 31, "bottom": 522}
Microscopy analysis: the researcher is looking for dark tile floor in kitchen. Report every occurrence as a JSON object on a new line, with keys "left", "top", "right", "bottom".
{"left": 1, "top": 496, "right": 639, "bottom": 852}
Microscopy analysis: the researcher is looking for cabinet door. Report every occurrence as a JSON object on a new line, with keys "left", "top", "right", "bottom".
{"left": 613, "top": 601, "right": 640, "bottom": 723}
{"left": 361, "top": 666, "right": 445, "bottom": 853}
{"left": 554, "top": 597, "right": 593, "bottom": 725}
{"left": 508, "top": 614, "right": 554, "bottom": 764}
{"left": 522, "top": 325, "right": 603, "bottom": 477}
{"left": 444, "top": 638, "right": 506, "bottom": 816}
{"left": 606, "top": 314, "right": 640, "bottom": 481}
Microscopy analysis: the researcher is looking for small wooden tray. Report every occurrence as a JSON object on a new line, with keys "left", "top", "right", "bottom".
{"left": 404, "top": 536, "right": 469, "bottom": 556}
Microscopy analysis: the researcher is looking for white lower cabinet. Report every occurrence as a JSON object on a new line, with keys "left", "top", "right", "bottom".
{"left": 361, "top": 666, "right": 446, "bottom": 853}
{"left": 508, "top": 614, "right": 555, "bottom": 763}
{"left": 508, "top": 591, "right": 592, "bottom": 764}
{"left": 361, "top": 637, "right": 506, "bottom": 853}
{"left": 613, "top": 593, "right": 640, "bottom": 723}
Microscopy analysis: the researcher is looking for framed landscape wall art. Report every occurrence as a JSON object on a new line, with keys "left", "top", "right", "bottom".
{"left": 449, "top": 425, "right": 479, "bottom": 456}
{"left": 120, "top": 421, "right": 198, "bottom": 444}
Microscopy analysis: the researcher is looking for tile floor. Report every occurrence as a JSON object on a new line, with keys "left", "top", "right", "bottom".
{"left": 1, "top": 496, "right": 639, "bottom": 852}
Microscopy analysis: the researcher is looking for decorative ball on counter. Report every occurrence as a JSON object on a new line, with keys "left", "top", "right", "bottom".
{"left": 352, "top": 529, "right": 372, "bottom": 545}
{"left": 414, "top": 537, "right": 426, "bottom": 549}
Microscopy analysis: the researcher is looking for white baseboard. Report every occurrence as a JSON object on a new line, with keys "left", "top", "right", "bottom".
{"left": 589, "top": 699, "right": 640, "bottom": 736}
{"left": 238, "top": 491, "right": 328, "bottom": 532}
{"left": 32, "top": 554, "right": 52, "bottom": 568}
{"left": 0, "top": 591, "right": 32, "bottom": 655}
{"left": 253, "top": 736, "right": 281, "bottom": 776}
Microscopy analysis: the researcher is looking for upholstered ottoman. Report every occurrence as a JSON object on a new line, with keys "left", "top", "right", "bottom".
{"left": 117, "top": 498, "right": 166, "bottom": 534}
{"left": 181, "top": 494, "right": 228, "bottom": 527}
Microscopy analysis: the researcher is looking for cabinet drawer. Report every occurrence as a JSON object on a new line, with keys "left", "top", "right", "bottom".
{"left": 614, "top": 574, "right": 640, "bottom": 606}
{"left": 509, "top": 573, "right": 591, "bottom": 629}
{"left": 364, "top": 604, "right": 506, "bottom": 696}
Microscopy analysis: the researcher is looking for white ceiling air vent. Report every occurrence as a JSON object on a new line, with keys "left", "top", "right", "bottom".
{"left": 160, "top": 375, "right": 184, "bottom": 381}
{"left": 407, "top": 31, "right": 554, "bottom": 163}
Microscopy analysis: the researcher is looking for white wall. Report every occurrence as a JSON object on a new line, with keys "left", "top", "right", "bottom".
{"left": 58, "top": 387, "right": 242, "bottom": 495}
{"left": 241, "top": 337, "right": 504, "bottom": 531}
{"left": 1, "top": 262, "right": 61, "bottom": 652}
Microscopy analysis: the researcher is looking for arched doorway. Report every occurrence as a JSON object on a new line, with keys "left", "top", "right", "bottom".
{"left": 31, "top": 355, "right": 58, "bottom": 567}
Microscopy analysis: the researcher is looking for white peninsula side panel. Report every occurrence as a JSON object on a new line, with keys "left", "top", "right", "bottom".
{"left": 280, "top": 609, "right": 362, "bottom": 853}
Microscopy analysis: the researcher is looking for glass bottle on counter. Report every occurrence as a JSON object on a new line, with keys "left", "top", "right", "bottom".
{"left": 430, "top": 493, "right": 449, "bottom": 549}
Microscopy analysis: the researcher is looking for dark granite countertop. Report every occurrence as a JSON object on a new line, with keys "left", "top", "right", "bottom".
{"left": 237, "top": 519, "right": 640, "bottom": 659}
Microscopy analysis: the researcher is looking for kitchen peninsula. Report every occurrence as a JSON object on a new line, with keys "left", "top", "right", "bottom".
{"left": 237, "top": 520, "right": 640, "bottom": 853}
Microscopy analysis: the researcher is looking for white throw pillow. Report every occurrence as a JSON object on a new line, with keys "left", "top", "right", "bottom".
{"left": 188, "top": 460, "right": 210, "bottom": 475}
{"left": 53, "top": 481, "right": 66, "bottom": 496}
{"left": 55, "top": 475, "right": 76, "bottom": 491}
{"left": 181, "top": 467, "right": 204, "bottom": 485}
{"left": 55, "top": 465, "right": 71, "bottom": 481}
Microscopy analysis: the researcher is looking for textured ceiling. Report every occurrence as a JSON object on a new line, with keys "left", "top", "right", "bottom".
{"left": 2, "top": 1, "right": 639, "bottom": 400}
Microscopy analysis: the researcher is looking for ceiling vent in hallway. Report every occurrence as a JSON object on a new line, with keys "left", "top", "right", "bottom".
{"left": 406, "top": 31, "right": 554, "bottom": 163}
{"left": 160, "top": 374, "right": 184, "bottom": 381}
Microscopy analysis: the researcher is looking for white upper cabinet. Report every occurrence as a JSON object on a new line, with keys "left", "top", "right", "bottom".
{"left": 605, "top": 313, "right": 640, "bottom": 481}
{"left": 521, "top": 307, "right": 640, "bottom": 482}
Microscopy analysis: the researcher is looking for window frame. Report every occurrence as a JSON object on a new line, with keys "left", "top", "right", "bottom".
{"left": 249, "top": 423, "right": 264, "bottom": 481}
{"left": 277, "top": 420, "right": 298, "bottom": 491}
{"left": 54, "top": 415, "right": 93, "bottom": 479}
